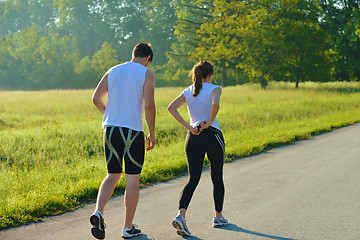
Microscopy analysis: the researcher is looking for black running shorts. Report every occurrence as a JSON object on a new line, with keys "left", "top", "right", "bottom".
{"left": 103, "top": 126, "right": 145, "bottom": 174}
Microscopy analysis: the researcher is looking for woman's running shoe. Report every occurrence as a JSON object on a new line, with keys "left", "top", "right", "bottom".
{"left": 90, "top": 210, "right": 106, "bottom": 239}
{"left": 122, "top": 224, "right": 142, "bottom": 239}
{"left": 172, "top": 214, "right": 191, "bottom": 236}
{"left": 213, "top": 215, "right": 228, "bottom": 228}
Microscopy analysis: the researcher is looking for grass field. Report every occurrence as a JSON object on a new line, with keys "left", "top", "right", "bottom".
{"left": 1, "top": 82, "right": 360, "bottom": 229}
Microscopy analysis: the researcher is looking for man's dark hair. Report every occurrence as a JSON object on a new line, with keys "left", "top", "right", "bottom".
{"left": 132, "top": 42, "right": 153, "bottom": 62}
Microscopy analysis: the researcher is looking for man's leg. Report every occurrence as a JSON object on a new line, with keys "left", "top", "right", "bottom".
{"left": 124, "top": 173, "right": 141, "bottom": 228}
{"left": 95, "top": 173, "right": 122, "bottom": 214}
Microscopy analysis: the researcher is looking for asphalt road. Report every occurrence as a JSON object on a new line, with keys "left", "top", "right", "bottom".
{"left": 2, "top": 123, "right": 360, "bottom": 240}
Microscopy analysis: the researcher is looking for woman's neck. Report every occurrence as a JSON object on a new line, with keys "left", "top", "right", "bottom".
{"left": 202, "top": 75, "right": 212, "bottom": 83}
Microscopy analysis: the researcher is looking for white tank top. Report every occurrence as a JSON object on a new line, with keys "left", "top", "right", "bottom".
{"left": 182, "top": 82, "right": 221, "bottom": 131}
{"left": 102, "top": 62, "right": 148, "bottom": 131}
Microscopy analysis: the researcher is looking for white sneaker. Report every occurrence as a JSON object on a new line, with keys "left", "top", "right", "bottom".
{"left": 172, "top": 214, "right": 191, "bottom": 236}
{"left": 213, "top": 215, "right": 228, "bottom": 227}
{"left": 122, "top": 224, "right": 142, "bottom": 239}
{"left": 90, "top": 210, "right": 106, "bottom": 239}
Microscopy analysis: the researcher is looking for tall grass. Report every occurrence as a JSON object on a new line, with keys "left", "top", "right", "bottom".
{"left": 1, "top": 82, "right": 360, "bottom": 229}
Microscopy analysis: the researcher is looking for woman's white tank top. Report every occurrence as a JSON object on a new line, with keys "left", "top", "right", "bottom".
{"left": 102, "top": 62, "right": 148, "bottom": 131}
{"left": 182, "top": 82, "right": 221, "bottom": 131}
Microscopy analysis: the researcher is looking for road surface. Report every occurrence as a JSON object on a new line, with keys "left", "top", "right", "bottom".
{"left": 1, "top": 123, "right": 360, "bottom": 240}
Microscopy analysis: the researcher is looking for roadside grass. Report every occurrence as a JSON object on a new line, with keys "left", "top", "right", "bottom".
{"left": 1, "top": 82, "right": 360, "bottom": 229}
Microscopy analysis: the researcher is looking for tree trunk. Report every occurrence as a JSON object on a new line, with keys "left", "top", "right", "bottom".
{"left": 260, "top": 76, "right": 268, "bottom": 89}
{"left": 221, "top": 68, "right": 226, "bottom": 87}
{"left": 220, "top": 58, "right": 226, "bottom": 87}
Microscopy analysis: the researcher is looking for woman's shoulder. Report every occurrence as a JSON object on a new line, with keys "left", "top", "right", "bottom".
{"left": 182, "top": 84, "right": 193, "bottom": 95}
{"left": 204, "top": 82, "right": 221, "bottom": 91}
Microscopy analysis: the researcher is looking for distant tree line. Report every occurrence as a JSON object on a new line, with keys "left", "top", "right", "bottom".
{"left": 0, "top": 0, "right": 359, "bottom": 90}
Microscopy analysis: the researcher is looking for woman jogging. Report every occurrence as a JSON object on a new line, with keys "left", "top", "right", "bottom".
{"left": 168, "top": 61, "right": 228, "bottom": 237}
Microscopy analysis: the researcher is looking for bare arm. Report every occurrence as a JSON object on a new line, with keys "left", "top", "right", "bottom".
{"left": 144, "top": 69, "right": 156, "bottom": 151}
{"left": 201, "top": 87, "right": 222, "bottom": 129}
{"left": 92, "top": 71, "right": 109, "bottom": 114}
{"left": 168, "top": 94, "right": 200, "bottom": 135}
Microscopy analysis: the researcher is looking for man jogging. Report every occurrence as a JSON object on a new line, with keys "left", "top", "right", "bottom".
{"left": 90, "top": 42, "right": 156, "bottom": 239}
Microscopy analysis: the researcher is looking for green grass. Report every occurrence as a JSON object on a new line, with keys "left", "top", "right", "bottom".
{"left": 1, "top": 82, "right": 360, "bottom": 229}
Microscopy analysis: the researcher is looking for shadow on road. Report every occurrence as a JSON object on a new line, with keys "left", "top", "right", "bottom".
{"left": 219, "top": 224, "right": 297, "bottom": 240}
{"left": 180, "top": 236, "right": 204, "bottom": 240}
{"left": 135, "top": 233, "right": 204, "bottom": 240}
{"left": 134, "top": 234, "right": 155, "bottom": 240}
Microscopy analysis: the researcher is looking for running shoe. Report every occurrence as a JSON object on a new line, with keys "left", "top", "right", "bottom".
{"left": 172, "top": 214, "right": 191, "bottom": 237}
{"left": 122, "top": 224, "right": 142, "bottom": 239}
{"left": 213, "top": 215, "right": 228, "bottom": 228}
{"left": 90, "top": 210, "right": 106, "bottom": 239}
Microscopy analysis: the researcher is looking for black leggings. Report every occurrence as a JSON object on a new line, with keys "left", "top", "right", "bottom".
{"left": 179, "top": 126, "right": 225, "bottom": 212}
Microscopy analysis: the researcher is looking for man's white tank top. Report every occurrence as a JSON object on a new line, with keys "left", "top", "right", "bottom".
{"left": 102, "top": 62, "right": 148, "bottom": 131}
{"left": 182, "top": 82, "right": 221, "bottom": 131}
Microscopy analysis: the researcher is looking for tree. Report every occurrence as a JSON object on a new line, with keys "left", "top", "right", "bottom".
{"left": 0, "top": 0, "right": 55, "bottom": 36}
{"left": 54, "top": 0, "right": 116, "bottom": 57}
{"left": 194, "top": 0, "right": 248, "bottom": 86}
{"left": 196, "top": 0, "right": 331, "bottom": 88}
{"left": 272, "top": 0, "right": 332, "bottom": 87}
{"left": 0, "top": 25, "right": 80, "bottom": 90}
{"left": 355, "top": 5, "right": 360, "bottom": 38}
{"left": 319, "top": 0, "right": 360, "bottom": 81}
{"left": 162, "top": 0, "right": 214, "bottom": 86}
{"left": 0, "top": 0, "right": 180, "bottom": 89}
{"left": 142, "top": 0, "right": 177, "bottom": 66}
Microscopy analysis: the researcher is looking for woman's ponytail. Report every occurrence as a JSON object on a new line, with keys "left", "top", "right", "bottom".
{"left": 191, "top": 61, "right": 213, "bottom": 97}
{"left": 193, "top": 64, "right": 203, "bottom": 97}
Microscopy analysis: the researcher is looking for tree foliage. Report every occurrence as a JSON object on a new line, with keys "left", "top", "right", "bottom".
{"left": 0, "top": 0, "right": 359, "bottom": 90}
{"left": 161, "top": 0, "right": 214, "bottom": 86}
{"left": 0, "top": 0, "right": 178, "bottom": 89}
{"left": 195, "top": 0, "right": 332, "bottom": 88}
{"left": 319, "top": 0, "right": 360, "bottom": 81}
{"left": 0, "top": 25, "right": 80, "bottom": 90}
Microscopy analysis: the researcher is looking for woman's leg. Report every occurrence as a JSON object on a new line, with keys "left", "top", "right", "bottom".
{"left": 207, "top": 132, "right": 225, "bottom": 216}
{"left": 178, "top": 150, "right": 205, "bottom": 216}
{"left": 208, "top": 155, "right": 225, "bottom": 217}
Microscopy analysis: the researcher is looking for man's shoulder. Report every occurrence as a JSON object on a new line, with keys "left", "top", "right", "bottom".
{"left": 107, "top": 62, "right": 126, "bottom": 73}
{"left": 145, "top": 69, "right": 156, "bottom": 80}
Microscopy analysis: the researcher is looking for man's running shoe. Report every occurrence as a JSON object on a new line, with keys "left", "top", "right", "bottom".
{"left": 213, "top": 215, "right": 228, "bottom": 228}
{"left": 90, "top": 210, "right": 106, "bottom": 239}
{"left": 122, "top": 224, "right": 142, "bottom": 239}
{"left": 172, "top": 214, "right": 191, "bottom": 237}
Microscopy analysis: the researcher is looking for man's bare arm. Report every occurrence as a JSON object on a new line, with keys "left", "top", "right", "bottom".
{"left": 143, "top": 69, "right": 156, "bottom": 150}
{"left": 92, "top": 72, "right": 109, "bottom": 115}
